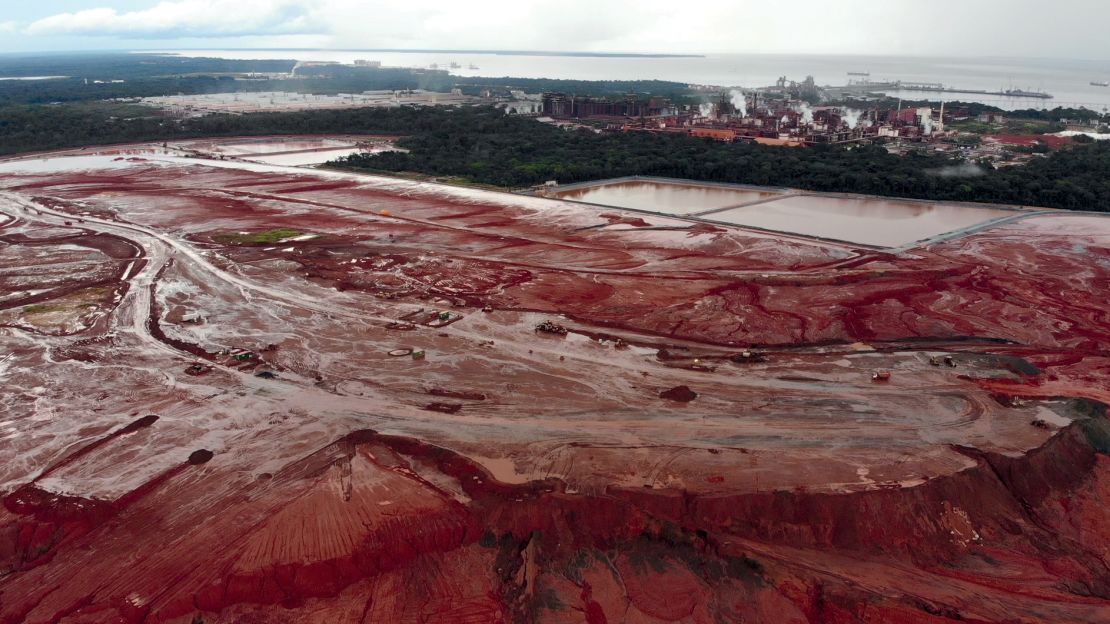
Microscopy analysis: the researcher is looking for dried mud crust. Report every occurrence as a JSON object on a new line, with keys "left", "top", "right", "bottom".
{"left": 0, "top": 145, "right": 1109, "bottom": 623}
{"left": 0, "top": 220, "right": 139, "bottom": 336}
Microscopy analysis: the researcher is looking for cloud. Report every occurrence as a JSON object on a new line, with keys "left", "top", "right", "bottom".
{"left": 316, "top": 1, "right": 643, "bottom": 53}
{"left": 0, "top": 21, "right": 17, "bottom": 34}
{"left": 25, "top": 1, "right": 323, "bottom": 39}
{"left": 13, "top": 0, "right": 1110, "bottom": 59}
{"left": 14, "top": 1, "right": 888, "bottom": 52}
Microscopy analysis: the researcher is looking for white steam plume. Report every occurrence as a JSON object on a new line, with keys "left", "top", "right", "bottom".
{"left": 699, "top": 102, "right": 713, "bottom": 118}
{"left": 729, "top": 89, "right": 747, "bottom": 117}
{"left": 841, "top": 108, "right": 862, "bottom": 129}
{"left": 794, "top": 102, "right": 814, "bottom": 124}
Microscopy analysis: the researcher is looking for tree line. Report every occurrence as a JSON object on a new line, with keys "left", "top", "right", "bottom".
{"left": 1, "top": 103, "right": 1107, "bottom": 211}
{"left": 0, "top": 53, "right": 694, "bottom": 106}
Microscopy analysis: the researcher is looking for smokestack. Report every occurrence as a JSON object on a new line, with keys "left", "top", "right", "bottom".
{"left": 939, "top": 101, "right": 945, "bottom": 133}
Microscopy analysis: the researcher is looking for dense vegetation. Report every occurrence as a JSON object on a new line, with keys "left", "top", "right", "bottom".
{"left": 0, "top": 53, "right": 296, "bottom": 78}
{"left": 337, "top": 108, "right": 1110, "bottom": 211}
{"left": 0, "top": 102, "right": 444, "bottom": 154}
{"left": 1, "top": 100, "right": 1107, "bottom": 211}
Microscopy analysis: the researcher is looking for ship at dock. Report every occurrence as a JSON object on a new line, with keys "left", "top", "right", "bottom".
{"left": 893, "top": 82, "right": 1054, "bottom": 99}
{"left": 1001, "top": 88, "right": 1053, "bottom": 99}
{"left": 831, "top": 79, "right": 1054, "bottom": 100}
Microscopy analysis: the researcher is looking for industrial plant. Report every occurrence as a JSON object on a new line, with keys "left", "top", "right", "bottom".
{"left": 542, "top": 88, "right": 954, "bottom": 147}
{"left": 531, "top": 78, "right": 1079, "bottom": 167}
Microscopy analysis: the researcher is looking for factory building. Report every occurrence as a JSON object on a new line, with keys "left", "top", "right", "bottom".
{"left": 541, "top": 93, "right": 673, "bottom": 119}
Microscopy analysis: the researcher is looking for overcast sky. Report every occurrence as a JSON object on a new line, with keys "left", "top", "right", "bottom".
{"left": 1, "top": 0, "right": 1108, "bottom": 59}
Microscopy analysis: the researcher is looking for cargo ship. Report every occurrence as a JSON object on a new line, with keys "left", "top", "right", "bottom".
{"left": 1091, "top": 81, "right": 1109, "bottom": 87}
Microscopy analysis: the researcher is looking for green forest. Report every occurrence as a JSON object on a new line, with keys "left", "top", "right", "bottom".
{"left": 0, "top": 102, "right": 480, "bottom": 154}
{"left": 337, "top": 108, "right": 1110, "bottom": 211}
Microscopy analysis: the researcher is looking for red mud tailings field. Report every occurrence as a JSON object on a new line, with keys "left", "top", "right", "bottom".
{"left": 0, "top": 143, "right": 1109, "bottom": 623}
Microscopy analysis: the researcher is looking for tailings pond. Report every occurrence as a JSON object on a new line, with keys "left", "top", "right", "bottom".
{"left": 550, "top": 178, "right": 1025, "bottom": 247}
{"left": 552, "top": 179, "right": 781, "bottom": 215}
{"left": 703, "top": 194, "right": 1019, "bottom": 247}
{"left": 190, "top": 136, "right": 400, "bottom": 166}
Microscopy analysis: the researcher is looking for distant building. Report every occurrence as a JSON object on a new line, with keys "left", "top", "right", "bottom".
{"left": 540, "top": 92, "right": 670, "bottom": 119}
{"left": 690, "top": 128, "right": 737, "bottom": 141}
{"left": 888, "top": 108, "right": 919, "bottom": 125}
{"left": 1063, "top": 121, "right": 1099, "bottom": 132}
{"left": 948, "top": 106, "right": 971, "bottom": 121}
{"left": 752, "top": 137, "right": 803, "bottom": 147}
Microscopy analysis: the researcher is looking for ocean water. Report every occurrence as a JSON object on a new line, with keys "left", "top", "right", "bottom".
{"left": 163, "top": 49, "right": 1110, "bottom": 112}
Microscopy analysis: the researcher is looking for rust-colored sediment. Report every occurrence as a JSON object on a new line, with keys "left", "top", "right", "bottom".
{"left": 0, "top": 142, "right": 1108, "bottom": 623}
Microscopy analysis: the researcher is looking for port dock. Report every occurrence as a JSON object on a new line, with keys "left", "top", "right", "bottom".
{"left": 831, "top": 80, "right": 1054, "bottom": 99}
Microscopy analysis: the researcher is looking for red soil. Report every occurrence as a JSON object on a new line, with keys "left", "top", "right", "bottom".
{"left": 985, "top": 134, "right": 1073, "bottom": 149}
{"left": 0, "top": 143, "right": 1108, "bottom": 623}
